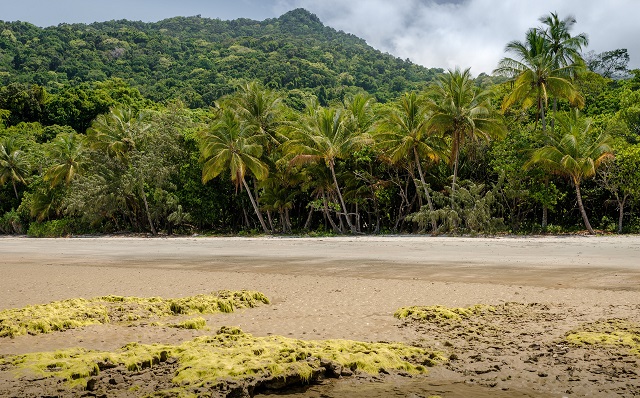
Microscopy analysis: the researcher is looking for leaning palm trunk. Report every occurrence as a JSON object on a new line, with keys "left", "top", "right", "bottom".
{"left": 329, "top": 161, "right": 356, "bottom": 233}
{"left": 574, "top": 179, "right": 595, "bottom": 235}
{"left": 414, "top": 148, "right": 437, "bottom": 232}
{"left": 241, "top": 178, "right": 270, "bottom": 234}
{"left": 139, "top": 181, "right": 157, "bottom": 235}
{"left": 322, "top": 192, "right": 341, "bottom": 233}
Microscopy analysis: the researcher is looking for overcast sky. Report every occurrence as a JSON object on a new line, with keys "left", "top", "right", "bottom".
{"left": 3, "top": 0, "right": 638, "bottom": 75}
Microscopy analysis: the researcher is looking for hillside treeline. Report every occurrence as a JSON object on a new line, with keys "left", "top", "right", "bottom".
{"left": 1, "top": 10, "right": 639, "bottom": 236}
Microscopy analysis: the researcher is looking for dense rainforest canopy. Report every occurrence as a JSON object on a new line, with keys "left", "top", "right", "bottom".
{"left": 1, "top": 8, "right": 639, "bottom": 236}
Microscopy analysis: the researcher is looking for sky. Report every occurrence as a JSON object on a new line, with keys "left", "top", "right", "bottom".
{"left": 2, "top": 0, "right": 638, "bottom": 75}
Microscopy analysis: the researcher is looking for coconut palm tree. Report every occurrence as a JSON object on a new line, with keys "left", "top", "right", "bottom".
{"left": 537, "top": 12, "right": 588, "bottom": 126}
{"left": 285, "top": 105, "right": 364, "bottom": 233}
{"left": 200, "top": 109, "right": 270, "bottom": 234}
{"left": 375, "top": 92, "right": 446, "bottom": 231}
{"left": 526, "top": 110, "right": 613, "bottom": 234}
{"left": 537, "top": 12, "right": 588, "bottom": 75}
{"left": 0, "top": 138, "right": 30, "bottom": 199}
{"left": 494, "top": 29, "right": 584, "bottom": 132}
{"left": 227, "top": 82, "right": 284, "bottom": 150}
{"left": 87, "top": 106, "right": 158, "bottom": 234}
{"left": 427, "top": 68, "right": 506, "bottom": 199}
{"left": 44, "top": 132, "right": 85, "bottom": 188}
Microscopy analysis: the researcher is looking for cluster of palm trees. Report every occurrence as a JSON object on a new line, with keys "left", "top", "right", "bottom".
{"left": 199, "top": 74, "right": 505, "bottom": 234}
{"left": 493, "top": 12, "right": 613, "bottom": 234}
{"left": 197, "top": 12, "right": 613, "bottom": 235}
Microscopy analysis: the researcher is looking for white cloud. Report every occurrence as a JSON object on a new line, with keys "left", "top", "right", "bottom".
{"left": 274, "top": 0, "right": 639, "bottom": 75}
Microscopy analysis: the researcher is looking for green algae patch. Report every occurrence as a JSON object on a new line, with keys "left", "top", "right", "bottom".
{"left": 169, "top": 317, "right": 208, "bottom": 330}
{"left": 6, "top": 328, "right": 443, "bottom": 394}
{"left": 0, "top": 290, "right": 269, "bottom": 338}
{"left": 566, "top": 320, "right": 640, "bottom": 356}
{"left": 394, "top": 305, "right": 495, "bottom": 324}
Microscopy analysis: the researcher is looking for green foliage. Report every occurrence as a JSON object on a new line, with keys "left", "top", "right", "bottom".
{"left": 26, "top": 218, "right": 74, "bottom": 237}
{"left": 0, "top": 208, "right": 23, "bottom": 234}
{"left": 0, "top": 10, "right": 439, "bottom": 107}
{"left": 408, "top": 179, "right": 505, "bottom": 235}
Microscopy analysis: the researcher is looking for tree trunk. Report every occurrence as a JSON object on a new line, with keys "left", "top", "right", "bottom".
{"left": 542, "top": 178, "right": 549, "bottom": 229}
{"left": 574, "top": 179, "right": 595, "bottom": 235}
{"left": 241, "top": 177, "right": 270, "bottom": 234}
{"left": 266, "top": 210, "right": 275, "bottom": 233}
{"left": 285, "top": 208, "right": 292, "bottom": 233}
{"left": 329, "top": 161, "right": 356, "bottom": 233}
{"left": 322, "top": 192, "right": 341, "bottom": 233}
{"left": 12, "top": 180, "right": 19, "bottom": 200}
{"left": 303, "top": 204, "right": 314, "bottom": 230}
{"left": 451, "top": 140, "right": 460, "bottom": 204}
{"left": 139, "top": 182, "right": 156, "bottom": 235}
{"left": 618, "top": 194, "right": 627, "bottom": 234}
{"left": 414, "top": 148, "right": 437, "bottom": 232}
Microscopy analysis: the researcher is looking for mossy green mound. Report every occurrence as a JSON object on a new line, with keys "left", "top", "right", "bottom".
{"left": 394, "top": 304, "right": 495, "bottom": 323}
{"left": 0, "top": 290, "right": 269, "bottom": 338}
{"left": 4, "top": 327, "right": 443, "bottom": 394}
{"left": 566, "top": 319, "right": 640, "bottom": 356}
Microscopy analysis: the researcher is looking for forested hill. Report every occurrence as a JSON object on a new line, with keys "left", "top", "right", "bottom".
{"left": 0, "top": 8, "right": 441, "bottom": 106}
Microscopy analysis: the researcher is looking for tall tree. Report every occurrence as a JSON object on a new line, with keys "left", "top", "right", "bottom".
{"left": 43, "top": 132, "right": 85, "bottom": 188}
{"left": 0, "top": 138, "right": 30, "bottom": 199}
{"left": 526, "top": 110, "right": 613, "bottom": 234}
{"left": 200, "top": 109, "right": 270, "bottom": 234}
{"left": 86, "top": 106, "right": 157, "bottom": 234}
{"left": 285, "top": 105, "right": 365, "bottom": 233}
{"left": 537, "top": 12, "right": 588, "bottom": 125}
{"left": 494, "top": 29, "right": 584, "bottom": 132}
{"left": 427, "top": 68, "right": 505, "bottom": 199}
{"left": 375, "top": 92, "right": 446, "bottom": 231}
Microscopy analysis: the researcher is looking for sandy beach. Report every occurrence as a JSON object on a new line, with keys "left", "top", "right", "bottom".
{"left": 1, "top": 235, "right": 639, "bottom": 397}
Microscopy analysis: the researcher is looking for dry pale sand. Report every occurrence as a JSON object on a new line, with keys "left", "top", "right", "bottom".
{"left": 1, "top": 235, "right": 640, "bottom": 397}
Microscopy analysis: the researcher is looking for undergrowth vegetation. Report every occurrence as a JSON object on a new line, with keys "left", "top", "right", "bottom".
{"left": 0, "top": 290, "right": 269, "bottom": 338}
{"left": 3, "top": 327, "right": 443, "bottom": 393}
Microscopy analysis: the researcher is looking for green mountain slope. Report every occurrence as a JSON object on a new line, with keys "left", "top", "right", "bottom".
{"left": 0, "top": 8, "right": 441, "bottom": 106}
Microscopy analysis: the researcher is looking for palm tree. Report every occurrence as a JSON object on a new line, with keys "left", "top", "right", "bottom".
{"left": 427, "top": 68, "right": 506, "bottom": 198}
{"left": 537, "top": 12, "right": 588, "bottom": 75}
{"left": 537, "top": 12, "right": 588, "bottom": 126}
{"left": 375, "top": 92, "right": 446, "bottom": 231}
{"left": 227, "top": 82, "right": 284, "bottom": 150}
{"left": 44, "top": 132, "right": 85, "bottom": 188}
{"left": 200, "top": 109, "right": 270, "bottom": 234}
{"left": 0, "top": 138, "right": 30, "bottom": 199}
{"left": 87, "top": 106, "right": 157, "bottom": 234}
{"left": 526, "top": 110, "right": 613, "bottom": 234}
{"left": 86, "top": 107, "right": 147, "bottom": 161}
{"left": 285, "top": 105, "right": 364, "bottom": 233}
{"left": 494, "top": 29, "right": 584, "bottom": 132}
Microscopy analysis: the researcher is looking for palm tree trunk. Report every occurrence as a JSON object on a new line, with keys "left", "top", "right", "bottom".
{"left": 303, "top": 204, "right": 314, "bottom": 230}
{"left": 542, "top": 178, "right": 549, "bottom": 229}
{"left": 322, "top": 192, "right": 341, "bottom": 233}
{"left": 242, "top": 177, "right": 270, "bottom": 234}
{"left": 574, "top": 180, "right": 595, "bottom": 235}
{"left": 414, "top": 148, "right": 437, "bottom": 232}
{"left": 139, "top": 182, "right": 157, "bottom": 235}
{"left": 618, "top": 194, "right": 627, "bottom": 234}
{"left": 329, "top": 161, "right": 356, "bottom": 233}
{"left": 12, "top": 180, "right": 19, "bottom": 200}
{"left": 451, "top": 146, "right": 460, "bottom": 204}
{"left": 266, "top": 210, "right": 275, "bottom": 233}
